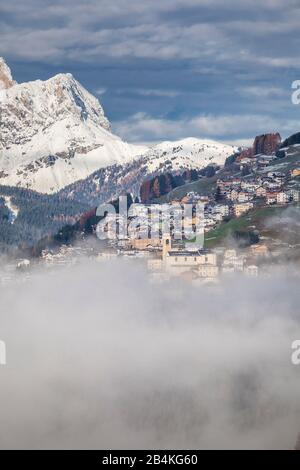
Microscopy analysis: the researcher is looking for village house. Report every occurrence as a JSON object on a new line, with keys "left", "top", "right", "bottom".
{"left": 250, "top": 244, "right": 269, "bottom": 257}
{"left": 212, "top": 212, "right": 223, "bottom": 223}
{"left": 264, "top": 180, "right": 282, "bottom": 190}
{"left": 213, "top": 204, "right": 230, "bottom": 218}
{"left": 233, "top": 202, "right": 253, "bottom": 217}
{"left": 228, "top": 189, "right": 239, "bottom": 201}
{"left": 131, "top": 238, "right": 162, "bottom": 250}
{"left": 204, "top": 215, "right": 218, "bottom": 231}
{"left": 197, "top": 264, "right": 219, "bottom": 279}
{"left": 266, "top": 192, "right": 279, "bottom": 205}
{"left": 256, "top": 186, "right": 267, "bottom": 198}
{"left": 222, "top": 249, "right": 245, "bottom": 272}
{"left": 231, "top": 178, "right": 242, "bottom": 187}
{"left": 224, "top": 249, "right": 237, "bottom": 259}
{"left": 241, "top": 181, "right": 259, "bottom": 192}
{"left": 276, "top": 192, "right": 290, "bottom": 205}
{"left": 237, "top": 191, "right": 252, "bottom": 203}
{"left": 287, "top": 189, "right": 300, "bottom": 202}
{"left": 185, "top": 192, "right": 204, "bottom": 203}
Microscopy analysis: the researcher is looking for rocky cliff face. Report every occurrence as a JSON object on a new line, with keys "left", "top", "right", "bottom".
{"left": 236, "top": 147, "right": 253, "bottom": 161}
{"left": 0, "top": 58, "right": 16, "bottom": 90}
{"left": 139, "top": 169, "right": 201, "bottom": 203}
{"left": 140, "top": 173, "right": 176, "bottom": 203}
{"left": 253, "top": 133, "right": 281, "bottom": 155}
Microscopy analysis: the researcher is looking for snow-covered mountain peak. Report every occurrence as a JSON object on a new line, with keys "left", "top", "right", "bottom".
{"left": 0, "top": 70, "right": 111, "bottom": 131}
{"left": 0, "top": 62, "right": 148, "bottom": 192}
{"left": 0, "top": 57, "right": 16, "bottom": 90}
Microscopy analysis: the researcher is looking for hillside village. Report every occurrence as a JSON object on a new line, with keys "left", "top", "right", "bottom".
{"left": 95, "top": 132, "right": 300, "bottom": 283}
{"left": 2, "top": 132, "right": 300, "bottom": 286}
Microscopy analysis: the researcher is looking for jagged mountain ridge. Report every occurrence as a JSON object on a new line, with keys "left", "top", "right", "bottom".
{"left": 0, "top": 58, "right": 147, "bottom": 193}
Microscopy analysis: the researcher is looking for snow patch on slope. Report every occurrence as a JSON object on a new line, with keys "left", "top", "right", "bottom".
{"left": 3, "top": 196, "right": 19, "bottom": 224}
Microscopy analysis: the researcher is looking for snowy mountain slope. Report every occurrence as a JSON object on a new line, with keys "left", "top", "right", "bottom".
{"left": 142, "top": 137, "right": 236, "bottom": 173}
{"left": 58, "top": 137, "right": 237, "bottom": 206}
{"left": 0, "top": 59, "right": 147, "bottom": 193}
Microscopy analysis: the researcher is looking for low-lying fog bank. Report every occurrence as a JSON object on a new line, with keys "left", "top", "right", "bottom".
{"left": 0, "top": 259, "right": 299, "bottom": 449}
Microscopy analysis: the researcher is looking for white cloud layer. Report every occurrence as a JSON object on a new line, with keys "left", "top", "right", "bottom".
{"left": 0, "top": 259, "right": 300, "bottom": 449}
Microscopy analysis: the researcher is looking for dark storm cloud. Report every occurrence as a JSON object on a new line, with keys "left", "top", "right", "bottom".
{"left": 1, "top": 0, "right": 300, "bottom": 141}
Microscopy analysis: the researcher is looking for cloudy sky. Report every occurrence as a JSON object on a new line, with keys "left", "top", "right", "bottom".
{"left": 1, "top": 0, "right": 300, "bottom": 143}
